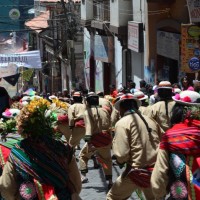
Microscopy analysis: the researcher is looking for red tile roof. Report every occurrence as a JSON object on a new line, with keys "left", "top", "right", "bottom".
{"left": 25, "top": 11, "right": 50, "bottom": 33}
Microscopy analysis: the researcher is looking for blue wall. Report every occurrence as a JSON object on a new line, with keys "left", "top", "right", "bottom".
{"left": 0, "top": 0, "right": 34, "bottom": 37}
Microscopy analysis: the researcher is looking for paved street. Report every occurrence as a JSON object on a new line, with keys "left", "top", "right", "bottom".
{"left": 76, "top": 140, "right": 140, "bottom": 200}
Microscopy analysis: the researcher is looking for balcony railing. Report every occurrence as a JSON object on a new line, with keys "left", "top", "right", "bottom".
{"left": 93, "top": 0, "right": 110, "bottom": 22}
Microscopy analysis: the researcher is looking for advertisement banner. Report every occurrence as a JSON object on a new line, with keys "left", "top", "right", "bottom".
{"left": 187, "top": 0, "right": 200, "bottom": 23}
{"left": 181, "top": 24, "right": 200, "bottom": 73}
{"left": 0, "top": 50, "right": 42, "bottom": 78}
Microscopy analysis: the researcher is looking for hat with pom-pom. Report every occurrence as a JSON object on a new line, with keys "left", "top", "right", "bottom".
{"left": 2, "top": 108, "right": 20, "bottom": 118}
{"left": 172, "top": 90, "right": 200, "bottom": 106}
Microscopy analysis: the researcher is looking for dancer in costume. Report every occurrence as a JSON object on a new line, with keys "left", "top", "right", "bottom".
{"left": 147, "top": 81, "right": 175, "bottom": 132}
{"left": 79, "top": 93, "right": 113, "bottom": 189}
{"left": 151, "top": 90, "right": 200, "bottom": 199}
{"left": 68, "top": 92, "right": 86, "bottom": 148}
{"left": 107, "top": 93, "right": 163, "bottom": 200}
{"left": 0, "top": 98, "right": 81, "bottom": 200}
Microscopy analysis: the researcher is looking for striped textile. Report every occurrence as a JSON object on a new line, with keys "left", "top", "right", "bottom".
{"left": 10, "top": 138, "right": 73, "bottom": 190}
{"left": 91, "top": 131, "right": 112, "bottom": 148}
{"left": 160, "top": 120, "right": 200, "bottom": 155}
{"left": 128, "top": 168, "right": 153, "bottom": 188}
{"left": 74, "top": 119, "right": 85, "bottom": 128}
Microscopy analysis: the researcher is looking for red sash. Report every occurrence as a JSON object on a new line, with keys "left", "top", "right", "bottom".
{"left": 0, "top": 145, "right": 11, "bottom": 168}
{"left": 123, "top": 164, "right": 153, "bottom": 188}
{"left": 128, "top": 168, "right": 153, "bottom": 188}
{"left": 91, "top": 131, "right": 112, "bottom": 148}
{"left": 57, "top": 115, "right": 68, "bottom": 124}
{"left": 74, "top": 119, "right": 85, "bottom": 128}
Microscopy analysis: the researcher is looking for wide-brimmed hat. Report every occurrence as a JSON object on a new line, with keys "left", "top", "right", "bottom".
{"left": 30, "top": 95, "right": 41, "bottom": 100}
{"left": 49, "top": 95, "right": 58, "bottom": 100}
{"left": 73, "top": 91, "right": 81, "bottom": 97}
{"left": 134, "top": 91, "right": 148, "bottom": 101}
{"left": 2, "top": 108, "right": 20, "bottom": 118}
{"left": 172, "top": 90, "right": 200, "bottom": 106}
{"left": 158, "top": 81, "right": 172, "bottom": 89}
{"left": 114, "top": 93, "right": 141, "bottom": 111}
{"left": 21, "top": 96, "right": 31, "bottom": 102}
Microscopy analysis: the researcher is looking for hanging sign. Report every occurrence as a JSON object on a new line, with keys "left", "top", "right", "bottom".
{"left": 0, "top": 50, "right": 42, "bottom": 78}
{"left": 128, "top": 21, "right": 143, "bottom": 53}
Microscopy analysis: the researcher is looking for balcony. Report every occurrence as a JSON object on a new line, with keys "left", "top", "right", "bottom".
{"left": 93, "top": 0, "right": 110, "bottom": 22}
{"left": 91, "top": 0, "right": 110, "bottom": 30}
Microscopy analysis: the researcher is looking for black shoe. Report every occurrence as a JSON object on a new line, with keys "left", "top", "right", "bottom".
{"left": 107, "top": 183, "right": 113, "bottom": 193}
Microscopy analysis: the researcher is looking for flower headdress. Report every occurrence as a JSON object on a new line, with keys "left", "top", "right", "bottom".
{"left": 50, "top": 99, "right": 69, "bottom": 125}
{"left": 16, "top": 98, "right": 57, "bottom": 138}
{"left": 50, "top": 99, "right": 69, "bottom": 113}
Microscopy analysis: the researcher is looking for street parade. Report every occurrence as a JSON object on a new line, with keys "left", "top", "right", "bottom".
{"left": 0, "top": 0, "right": 200, "bottom": 200}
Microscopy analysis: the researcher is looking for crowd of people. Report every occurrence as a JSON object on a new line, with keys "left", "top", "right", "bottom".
{"left": 0, "top": 76, "right": 200, "bottom": 199}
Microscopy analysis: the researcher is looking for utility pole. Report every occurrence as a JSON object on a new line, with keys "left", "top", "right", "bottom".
{"left": 60, "top": 0, "right": 76, "bottom": 89}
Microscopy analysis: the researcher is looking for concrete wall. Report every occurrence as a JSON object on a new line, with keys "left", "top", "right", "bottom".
{"left": 110, "top": 0, "right": 132, "bottom": 27}
{"left": 81, "top": 0, "right": 93, "bottom": 20}
{"left": 130, "top": 0, "right": 146, "bottom": 85}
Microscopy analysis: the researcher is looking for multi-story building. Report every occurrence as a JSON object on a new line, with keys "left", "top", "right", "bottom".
{"left": 81, "top": 0, "right": 133, "bottom": 93}
{"left": 82, "top": 0, "right": 198, "bottom": 91}
{"left": 26, "top": 0, "right": 83, "bottom": 94}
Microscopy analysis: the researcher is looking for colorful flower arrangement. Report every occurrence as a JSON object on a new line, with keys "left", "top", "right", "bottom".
{"left": 51, "top": 99, "right": 69, "bottom": 112}
{"left": 16, "top": 98, "right": 58, "bottom": 138}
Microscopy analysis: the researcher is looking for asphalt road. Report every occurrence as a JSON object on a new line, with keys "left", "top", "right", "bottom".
{"left": 75, "top": 140, "right": 141, "bottom": 200}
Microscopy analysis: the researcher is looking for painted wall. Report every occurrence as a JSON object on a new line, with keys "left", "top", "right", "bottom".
{"left": 0, "top": 0, "right": 34, "bottom": 36}
{"left": 95, "top": 61, "right": 104, "bottom": 92}
{"left": 114, "top": 36, "right": 123, "bottom": 89}
{"left": 83, "top": 28, "right": 91, "bottom": 90}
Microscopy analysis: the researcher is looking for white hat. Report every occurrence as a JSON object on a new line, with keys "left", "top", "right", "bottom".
{"left": 2, "top": 108, "right": 20, "bottom": 118}
{"left": 49, "top": 95, "right": 58, "bottom": 100}
{"left": 133, "top": 91, "right": 148, "bottom": 101}
{"left": 158, "top": 81, "right": 172, "bottom": 89}
{"left": 21, "top": 96, "right": 31, "bottom": 102}
{"left": 114, "top": 93, "right": 141, "bottom": 111}
{"left": 73, "top": 91, "right": 81, "bottom": 97}
{"left": 172, "top": 90, "right": 200, "bottom": 106}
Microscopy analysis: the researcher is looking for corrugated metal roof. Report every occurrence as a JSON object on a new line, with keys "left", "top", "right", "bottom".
{"left": 25, "top": 11, "right": 49, "bottom": 33}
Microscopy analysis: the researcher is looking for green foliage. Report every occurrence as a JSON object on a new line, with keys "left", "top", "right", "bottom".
{"left": 0, "top": 119, "right": 17, "bottom": 138}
